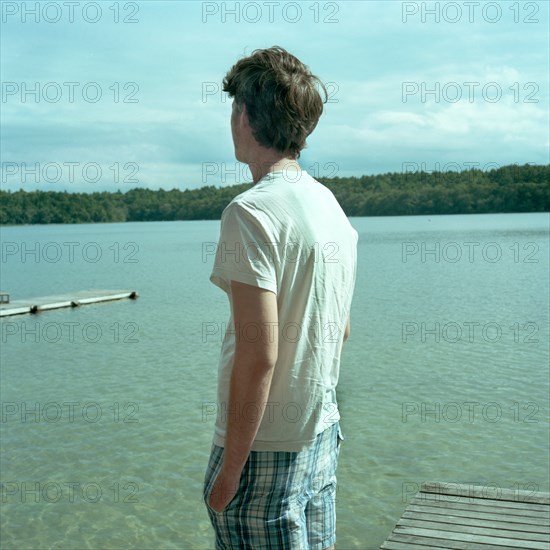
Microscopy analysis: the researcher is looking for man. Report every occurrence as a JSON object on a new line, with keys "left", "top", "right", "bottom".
{"left": 204, "top": 46, "right": 358, "bottom": 549}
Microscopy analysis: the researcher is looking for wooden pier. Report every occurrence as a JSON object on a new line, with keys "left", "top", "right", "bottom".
{"left": 0, "top": 290, "right": 138, "bottom": 317}
{"left": 381, "top": 482, "right": 550, "bottom": 549}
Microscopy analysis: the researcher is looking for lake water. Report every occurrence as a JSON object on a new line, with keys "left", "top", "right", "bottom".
{"left": 1, "top": 213, "right": 548, "bottom": 549}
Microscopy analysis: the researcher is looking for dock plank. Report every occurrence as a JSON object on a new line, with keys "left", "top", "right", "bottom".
{"left": 381, "top": 482, "right": 550, "bottom": 550}
{"left": 402, "top": 510, "right": 550, "bottom": 532}
{"left": 405, "top": 504, "right": 550, "bottom": 526}
{"left": 410, "top": 496, "right": 550, "bottom": 515}
{"left": 393, "top": 526, "right": 549, "bottom": 549}
{"left": 411, "top": 493, "right": 550, "bottom": 515}
{"left": 381, "top": 532, "right": 523, "bottom": 550}
{"left": 396, "top": 517, "right": 550, "bottom": 541}
{"left": 380, "top": 537, "right": 449, "bottom": 549}
{"left": 421, "top": 482, "right": 550, "bottom": 505}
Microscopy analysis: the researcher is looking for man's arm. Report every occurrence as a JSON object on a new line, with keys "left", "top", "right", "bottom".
{"left": 208, "top": 280, "right": 278, "bottom": 512}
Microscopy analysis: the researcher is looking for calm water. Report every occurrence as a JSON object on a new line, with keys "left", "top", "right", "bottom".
{"left": 1, "top": 213, "right": 549, "bottom": 549}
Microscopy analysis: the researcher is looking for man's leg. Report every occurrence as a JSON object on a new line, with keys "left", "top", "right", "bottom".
{"left": 203, "top": 425, "right": 342, "bottom": 549}
{"left": 305, "top": 422, "right": 343, "bottom": 550}
{"left": 203, "top": 443, "right": 309, "bottom": 549}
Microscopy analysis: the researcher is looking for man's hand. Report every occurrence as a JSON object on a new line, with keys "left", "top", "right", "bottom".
{"left": 344, "top": 315, "right": 351, "bottom": 342}
{"left": 208, "top": 467, "right": 241, "bottom": 513}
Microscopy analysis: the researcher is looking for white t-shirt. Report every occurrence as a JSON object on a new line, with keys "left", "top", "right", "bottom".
{"left": 210, "top": 169, "right": 358, "bottom": 452}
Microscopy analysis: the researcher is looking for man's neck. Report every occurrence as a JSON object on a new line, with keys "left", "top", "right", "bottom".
{"left": 249, "top": 158, "right": 302, "bottom": 184}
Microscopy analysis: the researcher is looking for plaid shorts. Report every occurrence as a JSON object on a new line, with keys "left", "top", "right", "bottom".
{"left": 203, "top": 422, "right": 344, "bottom": 550}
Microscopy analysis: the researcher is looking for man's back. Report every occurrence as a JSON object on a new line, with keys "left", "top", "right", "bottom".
{"left": 210, "top": 169, "right": 358, "bottom": 451}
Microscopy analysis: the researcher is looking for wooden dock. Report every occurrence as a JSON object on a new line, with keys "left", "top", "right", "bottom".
{"left": 0, "top": 290, "right": 138, "bottom": 317}
{"left": 381, "top": 482, "right": 550, "bottom": 549}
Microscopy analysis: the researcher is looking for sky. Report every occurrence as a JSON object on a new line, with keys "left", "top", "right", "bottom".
{"left": 1, "top": 0, "right": 549, "bottom": 192}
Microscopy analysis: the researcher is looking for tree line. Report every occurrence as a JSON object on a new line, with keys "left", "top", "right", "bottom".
{"left": 0, "top": 164, "right": 548, "bottom": 224}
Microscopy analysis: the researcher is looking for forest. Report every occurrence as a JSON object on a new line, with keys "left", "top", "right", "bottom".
{"left": 0, "top": 163, "right": 548, "bottom": 224}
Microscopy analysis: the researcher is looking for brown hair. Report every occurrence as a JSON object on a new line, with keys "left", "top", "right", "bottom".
{"left": 223, "top": 46, "right": 327, "bottom": 159}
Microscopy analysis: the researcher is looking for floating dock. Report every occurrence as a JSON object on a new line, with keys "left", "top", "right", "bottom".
{"left": 381, "top": 481, "right": 550, "bottom": 549}
{"left": 0, "top": 290, "right": 138, "bottom": 317}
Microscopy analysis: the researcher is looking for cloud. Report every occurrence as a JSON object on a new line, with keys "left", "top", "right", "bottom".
{"left": 1, "top": 1, "right": 548, "bottom": 191}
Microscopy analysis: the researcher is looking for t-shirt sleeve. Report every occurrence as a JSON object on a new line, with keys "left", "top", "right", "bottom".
{"left": 210, "top": 202, "right": 278, "bottom": 294}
